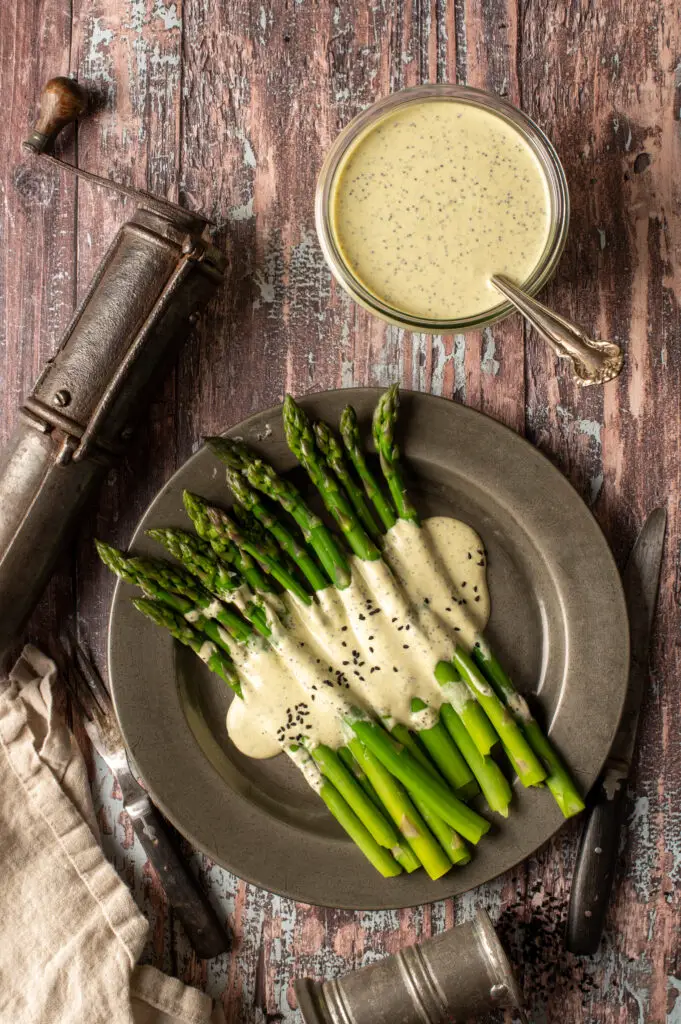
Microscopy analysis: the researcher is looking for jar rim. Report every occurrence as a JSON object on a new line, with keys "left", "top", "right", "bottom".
{"left": 315, "top": 84, "right": 570, "bottom": 333}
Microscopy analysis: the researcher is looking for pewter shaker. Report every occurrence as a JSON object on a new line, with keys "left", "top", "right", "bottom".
{"left": 294, "top": 909, "right": 526, "bottom": 1024}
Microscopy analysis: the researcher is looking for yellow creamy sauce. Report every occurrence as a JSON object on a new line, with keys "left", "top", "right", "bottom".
{"left": 331, "top": 100, "right": 551, "bottom": 321}
{"left": 226, "top": 517, "right": 491, "bottom": 770}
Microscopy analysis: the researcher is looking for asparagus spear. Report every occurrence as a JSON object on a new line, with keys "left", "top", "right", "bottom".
{"left": 409, "top": 697, "right": 478, "bottom": 799}
{"left": 372, "top": 384, "right": 419, "bottom": 524}
{"left": 96, "top": 541, "right": 238, "bottom": 655}
{"left": 203, "top": 503, "right": 312, "bottom": 604}
{"left": 472, "top": 647, "right": 585, "bottom": 817}
{"left": 348, "top": 714, "right": 490, "bottom": 844}
{"left": 347, "top": 738, "right": 455, "bottom": 878}
{"left": 183, "top": 490, "right": 276, "bottom": 595}
{"left": 339, "top": 405, "right": 397, "bottom": 532}
{"left": 232, "top": 500, "right": 312, "bottom": 595}
{"left": 337, "top": 746, "right": 384, "bottom": 808}
{"left": 133, "top": 597, "right": 243, "bottom": 696}
{"left": 225, "top": 471, "right": 328, "bottom": 592}
{"left": 287, "top": 744, "right": 402, "bottom": 878}
{"left": 207, "top": 437, "right": 352, "bottom": 589}
{"left": 313, "top": 420, "right": 383, "bottom": 543}
{"left": 146, "top": 526, "right": 271, "bottom": 637}
{"left": 434, "top": 661, "right": 512, "bottom": 816}
{"left": 309, "top": 743, "right": 419, "bottom": 870}
{"left": 451, "top": 648, "right": 547, "bottom": 788}
{"left": 283, "top": 395, "right": 381, "bottom": 562}
{"left": 375, "top": 724, "right": 472, "bottom": 865}
{"left": 127, "top": 556, "right": 254, "bottom": 643}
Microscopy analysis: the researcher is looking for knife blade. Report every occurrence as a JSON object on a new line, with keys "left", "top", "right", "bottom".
{"left": 565, "top": 508, "right": 666, "bottom": 955}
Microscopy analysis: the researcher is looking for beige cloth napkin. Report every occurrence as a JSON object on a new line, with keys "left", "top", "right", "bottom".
{"left": 0, "top": 645, "right": 225, "bottom": 1024}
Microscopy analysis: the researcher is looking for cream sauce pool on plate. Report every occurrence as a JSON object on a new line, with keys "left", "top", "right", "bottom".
{"left": 331, "top": 99, "right": 552, "bottom": 321}
{"left": 227, "top": 516, "right": 491, "bottom": 762}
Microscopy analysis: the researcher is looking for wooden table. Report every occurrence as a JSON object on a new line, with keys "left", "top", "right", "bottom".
{"left": 2, "top": 1, "right": 680, "bottom": 1020}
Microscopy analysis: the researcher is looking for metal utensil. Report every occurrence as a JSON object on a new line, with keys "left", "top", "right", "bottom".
{"left": 491, "top": 274, "right": 624, "bottom": 386}
{"left": 294, "top": 909, "right": 527, "bottom": 1024}
{"left": 0, "top": 77, "right": 226, "bottom": 659}
{"left": 566, "top": 507, "right": 666, "bottom": 954}
{"left": 59, "top": 635, "right": 230, "bottom": 959}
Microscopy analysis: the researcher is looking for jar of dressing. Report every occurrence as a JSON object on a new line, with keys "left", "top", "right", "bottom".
{"left": 315, "top": 84, "right": 569, "bottom": 333}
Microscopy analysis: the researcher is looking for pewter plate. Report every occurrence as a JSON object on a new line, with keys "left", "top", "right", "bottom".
{"left": 108, "top": 389, "right": 629, "bottom": 910}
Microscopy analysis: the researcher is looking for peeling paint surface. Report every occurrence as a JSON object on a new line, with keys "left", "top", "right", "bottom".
{"left": 1, "top": 0, "right": 680, "bottom": 1022}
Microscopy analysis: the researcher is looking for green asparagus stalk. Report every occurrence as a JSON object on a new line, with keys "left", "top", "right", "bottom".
{"left": 224, "top": 468, "right": 329, "bottom": 592}
{"left": 146, "top": 527, "right": 271, "bottom": 637}
{"left": 347, "top": 738, "right": 455, "bottom": 878}
{"left": 348, "top": 715, "right": 490, "bottom": 844}
{"left": 183, "top": 490, "right": 276, "bottom": 595}
{"left": 380, "top": 724, "right": 471, "bottom": 865}
{"left": 434, "top": 661, "right": 512, "bottom": 816}
{"left": 372, "top": 384, "right": 419, "bottom": 524}
{"left": 132, "top": 597, "right": 243, "bottom": 696}
{"left": 337, "top": 745, "right": 383, "bottom": 808}
{"left": 96, "top": 541, "right": 236, "bottom": 656}
{"left": 472, "top": 647, "right": 585, "bottom": 817}
{"left": 309, "top": 744, "right": 416, "bottom": 861}
{"left": 283, "top": 395, "right": 381, "bottom": 562}
{"left": 127, "top": 556, "right": 254, "bottom": 643}
{"left": 232, "top": 502, "right": 310, "bottom": 593}
{"left": 339, "top": 405, "right": 397, "bottom": 532}
{"left": 203, "top": 504, "right": 312, "bottom": 604}
{"left": 312, "top": 780, "right": 402, "bottom": 876}
{"left": 332, "top": 748, "right": 422, "bottom": 872}
{"left": 409, "top": 698, "right": 478, "bottom": 799}
{"left": 313, "top": 420, "right": 383, "bottom": 543}
{"left": 207, "top": 437, "right": 352, "bottom": 589}
{"left": 451, "top": 648, "right": 547, "bottom": 788}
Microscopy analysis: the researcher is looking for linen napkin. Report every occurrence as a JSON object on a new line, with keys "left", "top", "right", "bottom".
{"left": 0, "top": 645, "right": 225, "bottom": 1024}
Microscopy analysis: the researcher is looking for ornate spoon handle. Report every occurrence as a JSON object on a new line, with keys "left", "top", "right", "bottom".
{"left": 491, "top": 274, "right": 624, "bottom": 386}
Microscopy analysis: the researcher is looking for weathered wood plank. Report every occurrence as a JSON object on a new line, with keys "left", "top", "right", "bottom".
{"left": 0, "top": 0, "right": 80, "bottom": 657}
{"left": 519, "top": 1, "right": 681, "bottom": 1021}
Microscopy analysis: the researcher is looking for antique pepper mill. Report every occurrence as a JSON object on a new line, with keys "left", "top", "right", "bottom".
{"left": 0, "top": 77, "right": 227, "bottom": 658}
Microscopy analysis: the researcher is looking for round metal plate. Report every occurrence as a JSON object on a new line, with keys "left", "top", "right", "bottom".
{"left": 108, "top": 389, "right": 629, "bottom": 910}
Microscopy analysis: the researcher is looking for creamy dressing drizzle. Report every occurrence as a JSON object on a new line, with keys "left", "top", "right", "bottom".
{"left": 225, "top": 516, "right": 490, "bottom": 759}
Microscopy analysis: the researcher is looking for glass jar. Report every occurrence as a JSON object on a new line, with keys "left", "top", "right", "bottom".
{"left": 315, "top": 84, "right": 570, "bottom": 333}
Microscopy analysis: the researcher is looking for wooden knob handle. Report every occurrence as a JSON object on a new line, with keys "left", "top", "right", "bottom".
{"left": 24, "top": 76, "right": 88, "bottom": 153}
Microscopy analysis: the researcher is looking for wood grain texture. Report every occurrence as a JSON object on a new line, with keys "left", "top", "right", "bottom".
{"left": 1, "top": 0, "right": 680, "bottom": 1020}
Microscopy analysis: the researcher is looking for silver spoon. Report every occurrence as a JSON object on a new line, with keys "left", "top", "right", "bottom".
{"left": 491, "top": 274, "right": 624, "bottom": 386}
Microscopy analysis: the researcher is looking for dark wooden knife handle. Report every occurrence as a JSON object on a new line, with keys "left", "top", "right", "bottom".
{"left": 565, "top": 775, "right": 626, "bottom": 955}
{"left": 129, "top": 801, "right": 230, "bottom": 959}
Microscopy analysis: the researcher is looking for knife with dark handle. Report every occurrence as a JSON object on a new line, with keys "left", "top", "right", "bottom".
{"left": 566, "top": 508, "right": 666, "bottom": 955}
{"left": 121, "top": 781, "right": 230, "bottom": 959}
{"left": 61, "top": 638, "right": 231, "bottom": 960}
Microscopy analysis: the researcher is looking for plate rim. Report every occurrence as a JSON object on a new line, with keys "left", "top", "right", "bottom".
{"left": 108, "top": 387, "right": 629, "bottom": 910}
